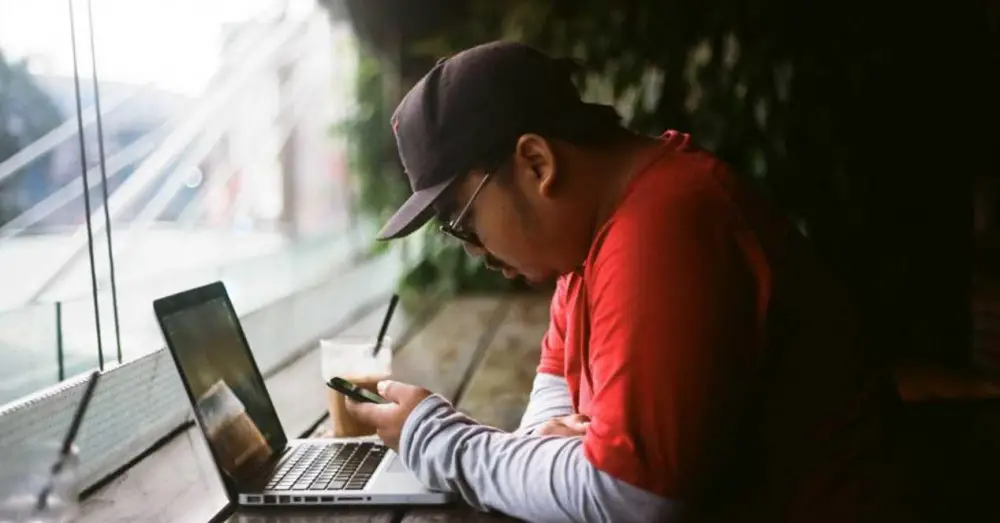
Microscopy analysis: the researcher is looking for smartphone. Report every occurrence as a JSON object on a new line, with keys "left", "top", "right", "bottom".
{"left": 326, "top": 376, "right": 389, "bottom": 404}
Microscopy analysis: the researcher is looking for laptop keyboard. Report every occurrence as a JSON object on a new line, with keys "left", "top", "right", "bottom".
{"left": 265, "top": 442, "right": 388, "bottom": 491}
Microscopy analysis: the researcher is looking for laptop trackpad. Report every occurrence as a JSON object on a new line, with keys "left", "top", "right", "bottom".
{"left": 385, "top": 455, "right": 408, "bottom": 474}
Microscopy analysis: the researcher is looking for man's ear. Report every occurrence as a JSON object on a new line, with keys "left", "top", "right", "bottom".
{"left": 514, "top": 133, "right": 557, "bottom": 198}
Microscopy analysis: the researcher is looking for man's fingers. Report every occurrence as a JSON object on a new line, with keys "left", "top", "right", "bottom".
{"left": 564, "top": 414, "right": 591, "bottom": 430}
{"left": 534, "top": 421, "right": 563, "bottom": 436}
{"left": 343, "top": 399, "right": 392, "bottom": 426}
{"left": 535, "top": 414, "right": 590, "bottom": 437}
{"left": 537, "top": 423, "right": 584, "bottom": 437}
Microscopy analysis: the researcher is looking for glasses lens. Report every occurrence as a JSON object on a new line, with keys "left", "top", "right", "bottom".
{"left": 440, "top": 224, "right": 481, "bottom": 247}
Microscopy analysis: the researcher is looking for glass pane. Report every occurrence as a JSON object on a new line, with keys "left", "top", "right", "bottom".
{"left": 0, "top": 0, "right": 105, "bottom": 405}
{"left": 86, "top": 0, "right": 361, "bottom": 366}
{"left": 0, "top": 303, "right": 59, "bottom": 402}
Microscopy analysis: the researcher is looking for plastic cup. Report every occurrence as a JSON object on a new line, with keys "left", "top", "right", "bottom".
{"left": 0, "top": 441, "right": 79, "bottom": 523}
{"left": 320, "top": 336, "right": 392, "bottom": 438}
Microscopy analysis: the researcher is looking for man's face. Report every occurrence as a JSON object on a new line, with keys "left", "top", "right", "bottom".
{"left": 435, "top": 134, "right": 586, "bottom": 284}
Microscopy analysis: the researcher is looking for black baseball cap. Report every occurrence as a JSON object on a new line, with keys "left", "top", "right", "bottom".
{"left": 376, "top": 40, "right": 620, "bottom": 241}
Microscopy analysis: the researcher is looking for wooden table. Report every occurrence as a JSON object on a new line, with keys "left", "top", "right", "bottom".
{"left": 225, "top": 293, "right": 551, "bottom": 523}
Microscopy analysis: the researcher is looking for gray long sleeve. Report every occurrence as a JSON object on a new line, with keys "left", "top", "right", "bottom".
{"left": 399, "top": 394, "right": 679, "bottom": 523}
{"left": 514, "top": 373, "right": 574, "bottom": 435}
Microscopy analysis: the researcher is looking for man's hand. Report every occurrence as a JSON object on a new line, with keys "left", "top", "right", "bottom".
{"left": 534, "top": 413, "right": 590, "bottom": 437}
{"left": 343, "top": 380, "right": 432, "bottom": 451}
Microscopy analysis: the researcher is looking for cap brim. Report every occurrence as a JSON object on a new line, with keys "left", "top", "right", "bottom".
{"left": 376, "top": 177, "right": 455, "bottom": 240}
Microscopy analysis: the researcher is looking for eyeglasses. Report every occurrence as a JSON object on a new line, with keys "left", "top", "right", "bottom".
{"left": 439, "top": 172, "right": 492, "bottom": 247}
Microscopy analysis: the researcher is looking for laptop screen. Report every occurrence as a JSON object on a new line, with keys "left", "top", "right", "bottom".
{"left": 158, "top": 293, "right": 284, "bottom": 485}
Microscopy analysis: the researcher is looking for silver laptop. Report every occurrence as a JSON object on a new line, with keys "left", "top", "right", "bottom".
{"left": 153, "top": 281, "right": 451, "bottom": 507}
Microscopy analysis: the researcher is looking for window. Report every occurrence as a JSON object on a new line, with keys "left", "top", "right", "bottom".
{"left": 0, "top": 0, "right": 102, "bottom": 403}
{"left": 0, "top": 0, "right": 393, "bottom": 496}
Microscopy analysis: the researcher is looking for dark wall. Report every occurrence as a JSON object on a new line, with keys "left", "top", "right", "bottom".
{"left": 334, "top": 0, "right": 1000, "bottom": 369}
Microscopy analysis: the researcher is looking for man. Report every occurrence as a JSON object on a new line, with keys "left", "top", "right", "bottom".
{"left": 346, "top": 41, "right": 908, "bottom": 522}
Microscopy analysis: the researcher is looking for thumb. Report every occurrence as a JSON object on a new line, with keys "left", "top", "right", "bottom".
{"left": 377, "top": 380, "right": 422, "bottom": 404}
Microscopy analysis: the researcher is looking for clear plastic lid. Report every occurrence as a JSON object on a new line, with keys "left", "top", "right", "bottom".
{"left": 320, "top": 336, "right": 393, "bottom": 381}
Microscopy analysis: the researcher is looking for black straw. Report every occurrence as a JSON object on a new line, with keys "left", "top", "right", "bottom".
{"left": 37, "top": 369, "right": 101, "bottom": 511}
{"left": 372, "top": 294, "right": 400, "bottom": 357}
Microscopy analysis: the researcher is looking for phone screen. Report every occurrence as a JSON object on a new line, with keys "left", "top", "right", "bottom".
{"left": 326, "top": 377, "right": 389, "bottom": 404}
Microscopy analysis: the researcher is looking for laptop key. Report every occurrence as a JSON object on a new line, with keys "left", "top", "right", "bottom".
{"left": 328, "top": 479, "right": 347, "bottom": 490}
{"left": 309, "top": 480, "right": 328, "bottom": 490}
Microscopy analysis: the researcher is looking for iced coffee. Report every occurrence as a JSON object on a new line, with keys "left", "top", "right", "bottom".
{"left": 320, "top": 337, "right": 392, "bottom": 438}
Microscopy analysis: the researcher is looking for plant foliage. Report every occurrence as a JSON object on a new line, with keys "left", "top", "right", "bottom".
{"left": 333, "top": 0, "right": 998, "bottom": 360}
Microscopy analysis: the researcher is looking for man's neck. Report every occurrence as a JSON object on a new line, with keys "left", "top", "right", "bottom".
{"left": 588, "top": 134, "right": 664, "bottom": 233}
